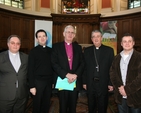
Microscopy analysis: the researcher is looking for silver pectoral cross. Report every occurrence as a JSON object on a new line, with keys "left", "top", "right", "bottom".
{"left": 96, "top": 65, "right": 99, "bottom": 72}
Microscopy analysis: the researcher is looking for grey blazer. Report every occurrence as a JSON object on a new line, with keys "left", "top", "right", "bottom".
{"left": 0, "top": 51, "right": 28, "bottom": 100}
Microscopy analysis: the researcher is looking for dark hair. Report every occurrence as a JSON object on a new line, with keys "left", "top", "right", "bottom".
{"left": 35, "top": 29, "right": 47, "bottom": 38}
{"left": 7, "top": 35, "right": 21, "bottom": 43}
{"left": 121, "top": 33, "right": 135, "bottom": 42}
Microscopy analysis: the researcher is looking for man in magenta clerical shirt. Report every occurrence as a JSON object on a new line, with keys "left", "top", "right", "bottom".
{"left": 51, "top": 25, "right": 84, "bottom": 113}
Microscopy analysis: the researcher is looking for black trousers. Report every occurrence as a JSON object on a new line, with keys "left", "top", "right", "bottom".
{"left": 32, "top": 79, "right": 52, "bottom": 113}
{"left": 58, "top": 90, "right": 78, "bottom": 113}
{"left": 118, "top": 98, "right": 141, "bottom": 113}
{"left": 87, "top": 82, "right": 108, "bottom": 113}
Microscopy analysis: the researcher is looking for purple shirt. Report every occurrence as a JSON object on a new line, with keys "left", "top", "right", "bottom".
{"left": 65, "top": 42, "right": 73, "bottom": 70}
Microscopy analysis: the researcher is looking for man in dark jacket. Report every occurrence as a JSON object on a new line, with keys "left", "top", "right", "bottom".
{"left": 83, "top": 30, "right": 114, "bottom": 113}
{"left": 110, "top": 33, "right": 141, "bottom": 113}
{"left": 51, "top": 25, "right": 84, "bottom": 113}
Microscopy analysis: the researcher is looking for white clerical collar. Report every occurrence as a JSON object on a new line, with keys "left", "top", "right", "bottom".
{"left": 96, "top": 47, "right": 99, "bottom": 49}
{"left": 65, "top": 41, "right": 72, "bottom": 45}
{"left": 39, "top": 45, "right": 46, "bottom": 48}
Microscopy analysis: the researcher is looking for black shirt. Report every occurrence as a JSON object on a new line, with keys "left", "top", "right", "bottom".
{"left": 28, "top": 45, "right": 53, "bottom": 88}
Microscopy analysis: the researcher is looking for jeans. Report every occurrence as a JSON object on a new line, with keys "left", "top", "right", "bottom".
{"left": 118, "top": 98, "right": 141, "bottom": 113}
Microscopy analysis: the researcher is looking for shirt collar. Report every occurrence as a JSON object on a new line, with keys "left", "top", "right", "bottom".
{"left": 38, "top": 44, "right": 46, "bottom": 48}
{"left": 120, "top": 49, "right": 133, "bottom": 57}
{"left": 8, "top": 50, "right": 19, "bottom": 55}
{"left": 64, "top": 41, "right": 72, "bottom": 45}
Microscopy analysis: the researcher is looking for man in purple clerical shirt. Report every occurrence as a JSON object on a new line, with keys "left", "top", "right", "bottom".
{"left": 51, "top": 25, "right": 84, "bottom": 113}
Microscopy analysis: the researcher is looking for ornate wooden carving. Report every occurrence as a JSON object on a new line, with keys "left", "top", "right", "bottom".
{"left": 51, "top": 14, "right": 100, "bottom": 23}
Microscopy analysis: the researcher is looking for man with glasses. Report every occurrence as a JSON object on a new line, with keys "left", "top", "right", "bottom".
{"left": 51, "top": 25, "right": 84, "bottom": 113}
{"left": 0, "top": 35, "right": 28, "bottom": 113}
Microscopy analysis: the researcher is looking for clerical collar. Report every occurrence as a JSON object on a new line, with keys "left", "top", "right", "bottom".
{"left": 39, "top": 44, "right": 46, "bottom": 48}
{"left": 95, "top": 46, "right": 100, "bottom": 50}
{"left": 65, "top": 41, "right": 72, "bottom": 45}
{"left": 96, "top": 47, "right": 99, "bottom": 49}
{"left": 94, "top": 45, "right": 101, "bottom": 50}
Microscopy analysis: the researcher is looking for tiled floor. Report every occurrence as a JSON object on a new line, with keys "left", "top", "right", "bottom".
{"left": 26, "top": 91, "right": 118, "bottom": 113}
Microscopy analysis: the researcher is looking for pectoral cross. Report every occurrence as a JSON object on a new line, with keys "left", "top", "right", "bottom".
{"left": 68, "top": 56, "right": 71, "bottom": 61}
{"left": 96, "top": 65, "right": 99, "bottom": 72}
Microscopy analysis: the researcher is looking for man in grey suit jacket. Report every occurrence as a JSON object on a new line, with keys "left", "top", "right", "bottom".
{"left": 0, "top": 35, "right": 28, "bottom": 113}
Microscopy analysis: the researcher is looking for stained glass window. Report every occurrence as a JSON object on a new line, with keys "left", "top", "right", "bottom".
{"left": 62, "top": 0, "right": 89, "bottom": 14}
{"left": 128, "top": 0, "right": 141, "bottom": 9}
{"left": 0, "top": 0, "right": 24, "bottom": 9}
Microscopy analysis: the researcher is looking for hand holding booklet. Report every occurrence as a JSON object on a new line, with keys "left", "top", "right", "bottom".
{"left": 55, "top": 76, "right": 76, "bottom": 91}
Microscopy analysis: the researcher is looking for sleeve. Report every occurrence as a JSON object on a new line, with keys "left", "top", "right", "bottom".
{"left": 27, "top": 49, "right": 36, "bottom": 88}
{"left": 124, "top": 55, "right": 141, "bottom": 96}
{"left": 110, "top": 55, "right": 123, "bottom": 90}
{"left": 108, "top": 48, "right": 115, "bottom": 86}
{"left": 74, "top": 45, "right": 85, "bottom": 78}
{"left": 51, "top": 44, "right": 68, "bottom": 79}
{"left": 82, "top": 49, "right": 88, "bottom": 85}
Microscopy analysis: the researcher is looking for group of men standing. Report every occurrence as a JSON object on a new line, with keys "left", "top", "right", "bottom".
{"left": 0, "top": 25, "right": 141, "bottom": 113}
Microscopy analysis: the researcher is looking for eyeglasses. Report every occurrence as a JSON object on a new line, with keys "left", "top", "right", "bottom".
{"left": 65, "top": 31, "right": 75, "bottom": 34}
{"left": 9, "top": 42, "right": 21, "bottom": 46}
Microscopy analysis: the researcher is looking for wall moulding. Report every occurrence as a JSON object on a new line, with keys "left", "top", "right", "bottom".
{"left": 51, "top": 13, "right": 101, "bottom": 24}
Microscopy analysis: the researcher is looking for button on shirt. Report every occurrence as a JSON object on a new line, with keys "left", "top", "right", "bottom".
{"left": 120, "top": 49, "right": 133, "bottom": 98}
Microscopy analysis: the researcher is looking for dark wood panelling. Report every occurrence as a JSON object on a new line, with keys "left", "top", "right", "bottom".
{"left": 51, "top": 13, "right": 101, "bottom": 44}
{"left": 0, "top": 8, "right": 52, "bottom": 53}
{"left": 117, "top": 19, "right": 132, "bottom": 52}
{"left": 101, "top": 12, "right": 141, "bottom": 53}
{"left": 0, "top": 8, "right": 141, "bottom": 54}
{"left": 132, "top": 18, "right": 141, "bottom": 51}
{"left": 0, "top": 15, "right": 11, "bottom": 40}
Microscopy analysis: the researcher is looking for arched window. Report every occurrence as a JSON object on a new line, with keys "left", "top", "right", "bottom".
{"left": 0, "top": 0, "right": 24, "bottom": 9}
{"left": 128, "top": 0, "right": 141, "bottom": 9}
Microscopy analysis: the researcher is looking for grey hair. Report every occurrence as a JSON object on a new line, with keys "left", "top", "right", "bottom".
{"left": 91, "top": 30, "right": 102, "bottom": 38}
{"left": 7, "top": 35, "right": 21, "bottom": 43}
{"left": 64, "top": 25, "right": 76, "bottom": 33}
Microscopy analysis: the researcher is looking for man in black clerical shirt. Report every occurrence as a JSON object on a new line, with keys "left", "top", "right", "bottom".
{"left": 83, "top": 30, "right": 114, "bottom": 113}
{"left": 28, "top": 29, "right": 53, "bottom": 113}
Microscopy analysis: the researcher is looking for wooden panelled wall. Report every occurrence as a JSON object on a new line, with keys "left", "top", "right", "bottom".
{"left": 0, "top": 8, "right": 52, "bottom": 53}
{"left": 51, "top": 13, "right": 101, "bottom": 44}
{"left": 0, "top": 8, "right": 141, "bottom": 54}
{"left": 100, "top": 12, "right": 141, "bottom": 53}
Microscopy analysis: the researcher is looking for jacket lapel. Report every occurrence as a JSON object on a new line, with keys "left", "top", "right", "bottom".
{"left": 127, "top": 50, "right": 136, "bottom": 75}
{"left": 18, "top": 52, "right": 24, "bottom": 71}
{"left": 4, "top": 51, "right": 17, "bottom": 73}
{"left": 72, "top": 43, "right": 77, "bottom": 69}
{"left": 90, "top": 46, "right": 97, "bottom": 68}
{"left": 60, "top": 42, "right": 70, "bottom": 69}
